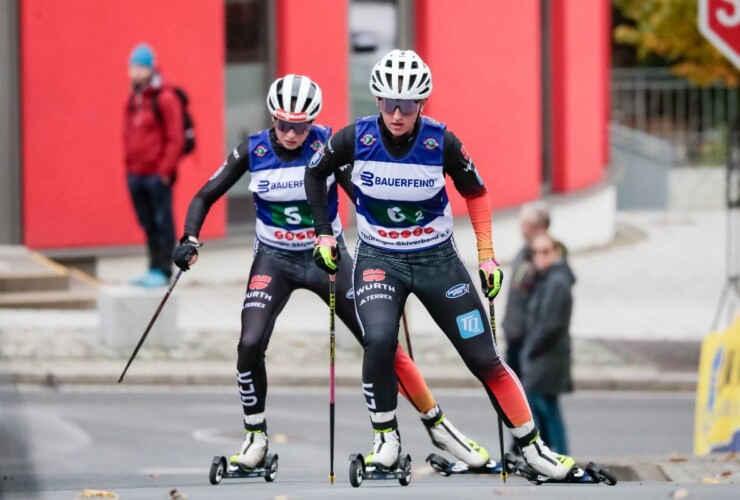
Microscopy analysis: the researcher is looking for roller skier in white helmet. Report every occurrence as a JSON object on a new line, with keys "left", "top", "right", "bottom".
{"left": 305, "top": 50, "right": 579, "bottom": 480}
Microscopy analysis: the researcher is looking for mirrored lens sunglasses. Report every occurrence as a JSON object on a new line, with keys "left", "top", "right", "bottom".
{"left": 379, "top": 98, "right": 421, "bottom": 115}
{"left": 275, "top": 119, "right": 312, "bottom": 134}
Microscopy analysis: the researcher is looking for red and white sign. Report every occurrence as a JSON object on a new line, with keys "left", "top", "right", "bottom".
{"left": 699, "top": 0, "right": 740, "bottom": 69}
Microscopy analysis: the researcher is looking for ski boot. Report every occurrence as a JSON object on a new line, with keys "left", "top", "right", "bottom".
{"left": 505, "top": 430, "right": 617, "bottom": 486}
{"left": 422, "top": 405, "right": 502, "bottom": 476}
{"left": 348, "top": 428, "right": 411, "bottom": 487}
{"left": 209, "top": 421, "right": 278, "bottom": 485}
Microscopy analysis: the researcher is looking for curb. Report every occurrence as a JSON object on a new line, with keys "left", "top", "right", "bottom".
{"left": 0, "top": 364, "right": 698, "bottom": 392}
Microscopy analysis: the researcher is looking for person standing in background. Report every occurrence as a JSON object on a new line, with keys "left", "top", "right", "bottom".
{"left": 502, "top": 202, "right": 551, "bottom": 376}
{"left": 520, "top": 232, "right": 575, "bottom": 455}
{"left": 124, "top": 43, "right": 183, "bottom": 287}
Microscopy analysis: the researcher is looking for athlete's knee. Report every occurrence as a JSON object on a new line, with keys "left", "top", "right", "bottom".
{"left": 362, "top": 321, "right": 399, "bottom": 355}
{"left": 464, "top": 349, "right": 505, "bottom": 380}
{"left": 237, "top": 329, "right": 265, "bottom": 356}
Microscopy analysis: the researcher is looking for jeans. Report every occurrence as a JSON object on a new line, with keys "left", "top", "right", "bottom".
{"left": 505, "top": 340, "right": 523, "bottom": 378}
{"left": 127, "top": 174, "right": 175, "bottom": 278}
{"left": 526, "top": 391, "right": 569, "bottom": 455}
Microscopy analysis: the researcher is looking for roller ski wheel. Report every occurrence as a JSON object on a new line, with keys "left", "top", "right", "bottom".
{"left": 398, "top": 454, "right": 412, "bottom": 486}
{"left": 349, "top": 456, "right": 364, "bottom": 488}
{"left": 504, "top": 454, "right": 617, "bottom": 486}
{"left": 209, "top": 456, "right": 226, "bottom": 485}
{"left": 264, "top": 453, "right": 279, "bottom": 482}
{"left": 585, "top": 462, "right": 618, "bottom": 486}
{"left": 348, "top": 453, "right": 412, "bottom": 487}
{"left": 425, "top": 453, "right": 503, "bottom": 477}
{"left": 208, "top": 453, "right": 279, "bottom": 484}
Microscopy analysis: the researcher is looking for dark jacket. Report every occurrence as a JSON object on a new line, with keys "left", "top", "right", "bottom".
{"left": 520, "top": 259, "right": 576, "bottom": 395}
{"left": 502, "top": 245, "right": 536, "bottom": 345}
{"left": 124, "top": 72, "right": 184, "bottom": 179}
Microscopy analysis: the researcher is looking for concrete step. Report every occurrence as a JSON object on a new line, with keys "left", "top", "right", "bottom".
{"left": 0, "top": 289, "right": 96, "bottom": 309}
{"left": 0, "top": 245, "right": 99, "bottom": 309}
{"left": 0, "top": 272, "right": 69, "bottom": 293}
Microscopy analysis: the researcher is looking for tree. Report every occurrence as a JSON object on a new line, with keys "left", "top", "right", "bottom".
{"left": 614, "top": 0, "right": 740, "bottom": 86}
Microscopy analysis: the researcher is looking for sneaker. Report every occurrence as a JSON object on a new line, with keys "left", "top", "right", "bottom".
{"left": 517, "top": 430, "right": 575, "bottom": 480}
{"left": 229, "top": 430, "right": 268, "bottom": 469}
{"left": 132, "top": 269, "right": 169, "bottom": 288}
{"left": 422, "top": 405, "right": 489, "bottom": 468}
{"left": 365, "top": 428, "right": 401, "bottom": 469}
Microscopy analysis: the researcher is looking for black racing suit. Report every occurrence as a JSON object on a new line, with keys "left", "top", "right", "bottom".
{"left": 305, "top": 117, "right": 533, "bottom": 429}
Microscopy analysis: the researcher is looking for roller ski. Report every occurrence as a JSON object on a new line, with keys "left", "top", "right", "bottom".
{"left": 209, "top": 452, "right": 278, "bottom": 485}
{"left": 422, "top": 404, "right": 502, "bottom": 476}
{"left": 209, "top": 421, "right": 279, "bottom": 485}
{"left": 504, "top": 430, "right": 617, "bottom": 486}
{"left": 348, "top": 428, "right": 411, "bottom": 487}
{"left": 426, "top": 453, "right": 503, "bottom": 476}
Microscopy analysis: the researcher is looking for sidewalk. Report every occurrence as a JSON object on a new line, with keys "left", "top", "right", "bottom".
{"left": 602, "top": 453, "right": 739, "bottom": 485}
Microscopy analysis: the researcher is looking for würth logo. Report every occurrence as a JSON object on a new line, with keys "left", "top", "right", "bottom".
{"left": 362, "top": 269, "right": 386, "bottom": 282}
{"left": 249, "top": 275, "right": 272, "bottom": 290}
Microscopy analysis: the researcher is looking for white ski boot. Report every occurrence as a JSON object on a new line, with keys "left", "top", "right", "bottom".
{"left": 516, "top": 429, "right": 575, "bottom": 480}
{"left": 365, "top": 427, "right": 401, "bottom": 469}
{"left": 230, "top": 417, "right": 268, "bottom": 469}
{"left": 422, "top": 405, "right": 490, "bottom": 468}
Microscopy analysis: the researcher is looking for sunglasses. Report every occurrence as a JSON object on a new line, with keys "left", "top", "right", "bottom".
{"left": 379, "top": 98, "right": 421, "bottom": 115}
{"left": 275, "top": 119, "right": 312, "bottom": 134}
{"left": 532, "top": 247, "right": 554, "bottom": 256}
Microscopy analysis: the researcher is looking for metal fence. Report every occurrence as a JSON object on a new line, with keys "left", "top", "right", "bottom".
{"left": 611, "top": 68, "right": 739, "bottom": 166}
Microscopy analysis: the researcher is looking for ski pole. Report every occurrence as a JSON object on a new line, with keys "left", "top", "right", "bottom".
{"left": 401, "top": 311, "right": 413, "bottom": 360}
{"left": 488, "top": 298, "right": 508, "bottom": 483}
{"left": 118, "top": 269, "right": 183, "bottom": 383}
{"left": 329, "top": 273, "right": 336, "bottom": 484}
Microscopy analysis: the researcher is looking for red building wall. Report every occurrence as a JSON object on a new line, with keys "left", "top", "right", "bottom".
{"left": 276, "top": 0, "right": 349, "bottom": 132}
{"left": 416, "top": 0, "right": 542, "bottom": 214}
{"left": 19, "top": 1, "right": 608, "bottom": 249}
{"left": 276, "top": 0, "right": 350, "bottom": 223}
{"left": 550, "top": 0, "right": 610, "bottom": 192}
{"left": 20, "top": 0, "right": 225, "bottom": 249}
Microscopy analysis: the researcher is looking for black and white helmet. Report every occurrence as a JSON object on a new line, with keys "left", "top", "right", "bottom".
{"left": 369, "top": 49, "right": 432, "bottom": 100}
{"left": 266, "top": 74, "right": 322, "bottom": 122}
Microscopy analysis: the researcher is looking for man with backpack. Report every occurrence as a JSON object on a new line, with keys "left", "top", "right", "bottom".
{"left": 124, "top": 42, "right": 191, "bottom": 287}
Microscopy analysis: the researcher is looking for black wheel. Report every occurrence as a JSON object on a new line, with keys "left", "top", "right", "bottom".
{"left": 349, "top": 458, "right": 364, "bottom": 488}
{"left": 585, "top": 462, "right": 617, "bottom": 486}
{"left": 209, "top": 456, "right": 226, "bottom": 485}
{"left": 399, "top": 454, "right": 412, "bottom": 486}
{"left": 264, "top": 454, "right": 278, "bottom": 482}
{"left": 426, "top": 453, "right": 451, "bottom": 477}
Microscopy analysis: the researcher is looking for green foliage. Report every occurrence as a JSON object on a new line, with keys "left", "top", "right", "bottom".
{"left": 613, "top": 0, "right": 740, "bottom": 86}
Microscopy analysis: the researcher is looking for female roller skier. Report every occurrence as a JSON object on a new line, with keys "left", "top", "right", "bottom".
{"left": 304, "top": 51, "right": 578, "bottom": 480}
{"left": 172, "top": 74, "right": 491, "bottom": 471}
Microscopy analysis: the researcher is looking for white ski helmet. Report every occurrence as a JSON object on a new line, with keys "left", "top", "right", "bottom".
{"left": 369, "top": 49, "right": 432, "bottom": 100}
{"left": 266, "top": 74, "right": 323, "bottom": 122}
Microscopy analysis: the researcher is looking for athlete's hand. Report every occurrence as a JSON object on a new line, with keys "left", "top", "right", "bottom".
{"left": 173, "top": 235, "right": 202, "bottom": 271}
{"left": 478, "top": 258, "right": 503, "bottom": 299}
{"left": 312, "top": 235, "right": 340, "bottom": 275}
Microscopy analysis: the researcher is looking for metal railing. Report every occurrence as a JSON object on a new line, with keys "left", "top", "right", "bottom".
{"left": 612, "top": 68, "right": 739, "bottom": 165}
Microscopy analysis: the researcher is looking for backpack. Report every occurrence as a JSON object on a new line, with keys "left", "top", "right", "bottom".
{"left": 152, "top": 86, "right": 196, "bottom": 156}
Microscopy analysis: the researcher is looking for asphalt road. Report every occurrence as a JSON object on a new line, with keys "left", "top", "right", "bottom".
{"left": 0, "top": 386, "right": 735, "bottom": 499}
